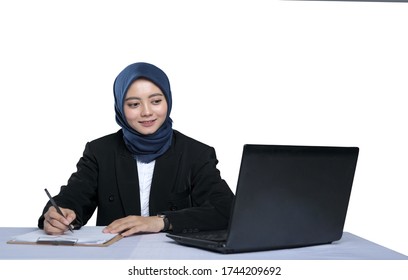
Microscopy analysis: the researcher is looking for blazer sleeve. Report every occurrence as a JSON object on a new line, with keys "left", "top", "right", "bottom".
{"left": 38, "top": 142, "right": 98, "bottom": 229}
{"left": 162, "top": 146, "right": 234, "bottom": 233}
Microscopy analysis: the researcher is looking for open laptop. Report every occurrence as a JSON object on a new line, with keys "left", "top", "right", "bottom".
{"left": 166, "top": 144, "right": 359, "bottom": 254}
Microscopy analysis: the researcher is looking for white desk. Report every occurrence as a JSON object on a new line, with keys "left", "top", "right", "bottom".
{"left": 1, "top": 227, "right": 406, "bottom": 260}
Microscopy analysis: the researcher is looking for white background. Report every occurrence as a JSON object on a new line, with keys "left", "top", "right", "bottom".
{"left": 0, "top": 0, "right": 407, "bottom": 259}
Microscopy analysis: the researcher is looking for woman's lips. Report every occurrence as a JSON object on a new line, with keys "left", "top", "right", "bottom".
{"left": 139, "top": 120, "right": 156, "bottom": 127}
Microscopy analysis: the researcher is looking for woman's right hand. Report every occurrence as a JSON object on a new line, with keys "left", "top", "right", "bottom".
{"left": 43, "top": 206, "right": 76, "bottom": 235}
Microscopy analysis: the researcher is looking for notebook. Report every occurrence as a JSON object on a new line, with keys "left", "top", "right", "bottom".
{"left": 166, "top": 144, "right": 359, "bottom": 254}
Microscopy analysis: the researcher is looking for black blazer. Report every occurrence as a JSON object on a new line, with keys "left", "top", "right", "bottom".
{"left": 38, "top": 130, "right": 234, "bottom": 233}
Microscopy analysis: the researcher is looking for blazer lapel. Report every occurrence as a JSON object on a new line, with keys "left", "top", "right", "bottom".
{"left": 115, "top": 146, "right": 141, "bottom": 216}
{"left": 149, "top": 148, "right": 182, "bottom": 215}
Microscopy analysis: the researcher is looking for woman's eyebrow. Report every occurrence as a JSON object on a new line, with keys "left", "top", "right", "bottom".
{"left": 148, "top": 93, "right": 164, "bottom": 98}
{"left": 125, "top": 96, "right": 141, "bottom": 101}
{"left": 125, "top": 93, "right": 163, "bottom": 101}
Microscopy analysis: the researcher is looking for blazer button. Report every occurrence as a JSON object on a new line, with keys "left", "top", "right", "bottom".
{"left": 170, "top": 205, "right": 178, "bottom": 211}
{"left": 109, "top": 195, "right": 115, "bottom": 202}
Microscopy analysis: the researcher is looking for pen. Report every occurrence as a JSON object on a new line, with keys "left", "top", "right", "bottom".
{"left": 44, "top": 188, "right": 74, "bottom": 233}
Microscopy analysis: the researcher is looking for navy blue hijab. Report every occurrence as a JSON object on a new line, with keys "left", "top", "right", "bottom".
{"left": 114, "top": 62, "right": 173, "bottom": 163}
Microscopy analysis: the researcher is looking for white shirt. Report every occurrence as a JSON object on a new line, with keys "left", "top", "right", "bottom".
{"left": 136, "top": 159, "right": 156, "bottom": 217}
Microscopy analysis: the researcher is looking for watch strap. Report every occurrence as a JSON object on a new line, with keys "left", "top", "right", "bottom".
{"left": 158, "top": 214, "right": 170, "bottom": 231}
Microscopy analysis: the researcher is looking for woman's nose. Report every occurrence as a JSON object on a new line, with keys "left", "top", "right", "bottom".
{"left": 141, "top": 104, "right": 152, "bottom": 116}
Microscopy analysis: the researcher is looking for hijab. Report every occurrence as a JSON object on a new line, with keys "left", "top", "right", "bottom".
{"left": 114, "top": 62, "right": 173, "bottom": 163}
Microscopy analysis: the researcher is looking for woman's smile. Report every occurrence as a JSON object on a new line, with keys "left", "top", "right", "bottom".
{"left": 139, "top": 119, "right": 157, "bottom": 127}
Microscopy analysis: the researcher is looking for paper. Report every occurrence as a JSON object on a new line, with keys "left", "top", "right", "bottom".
{"left": 8, "top": 226, "right": 121, "bottom": 246}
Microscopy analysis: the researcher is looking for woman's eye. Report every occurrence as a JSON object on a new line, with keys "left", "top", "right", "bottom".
{"left": 152, "top": 99, "right": 162, "bottom": 105}
{"left": 127, "top": 102, "right": 140, "bottom": 108}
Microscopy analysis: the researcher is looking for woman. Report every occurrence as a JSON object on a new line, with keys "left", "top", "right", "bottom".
{"left": 38, "top": 62, "right": 234, "bottom": 237}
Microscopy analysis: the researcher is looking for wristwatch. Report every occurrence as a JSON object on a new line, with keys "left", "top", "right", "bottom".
{"left": 157, "top": 214, "right": 170, "bottom": 232}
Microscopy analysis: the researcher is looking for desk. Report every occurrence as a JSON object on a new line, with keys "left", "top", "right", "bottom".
{"left": 1, "top": 227, "right": 406, "bottom": 260}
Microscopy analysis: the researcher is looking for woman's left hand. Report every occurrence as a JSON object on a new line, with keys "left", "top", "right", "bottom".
{"left": 103, "top": 215, "right": 164, "bottom": 236}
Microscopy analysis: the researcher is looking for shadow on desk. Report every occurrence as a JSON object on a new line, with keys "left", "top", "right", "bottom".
{"left": 1, "top": 227, "right": 407, "bottom": 260}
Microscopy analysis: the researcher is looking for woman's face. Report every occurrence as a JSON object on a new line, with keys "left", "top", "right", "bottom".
{"left": 124, "top": 79, "right": 168, "bottom": 135}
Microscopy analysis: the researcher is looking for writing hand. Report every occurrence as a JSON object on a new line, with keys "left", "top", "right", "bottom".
{"left": 43, "top": 206, "right": 76, "bottom": 235}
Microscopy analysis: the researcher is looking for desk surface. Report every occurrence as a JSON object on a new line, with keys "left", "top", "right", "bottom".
{"left": 1, "top": 227, "right": 406, "bottom": 260}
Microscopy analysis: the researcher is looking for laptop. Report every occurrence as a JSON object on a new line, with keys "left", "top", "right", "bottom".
{"left": 166, "top": 144, "right": 359, "bottom": 254}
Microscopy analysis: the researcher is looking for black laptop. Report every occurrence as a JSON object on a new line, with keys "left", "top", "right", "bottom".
{"left": 166, "top": 144, "right": 359, "bottom": 254}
